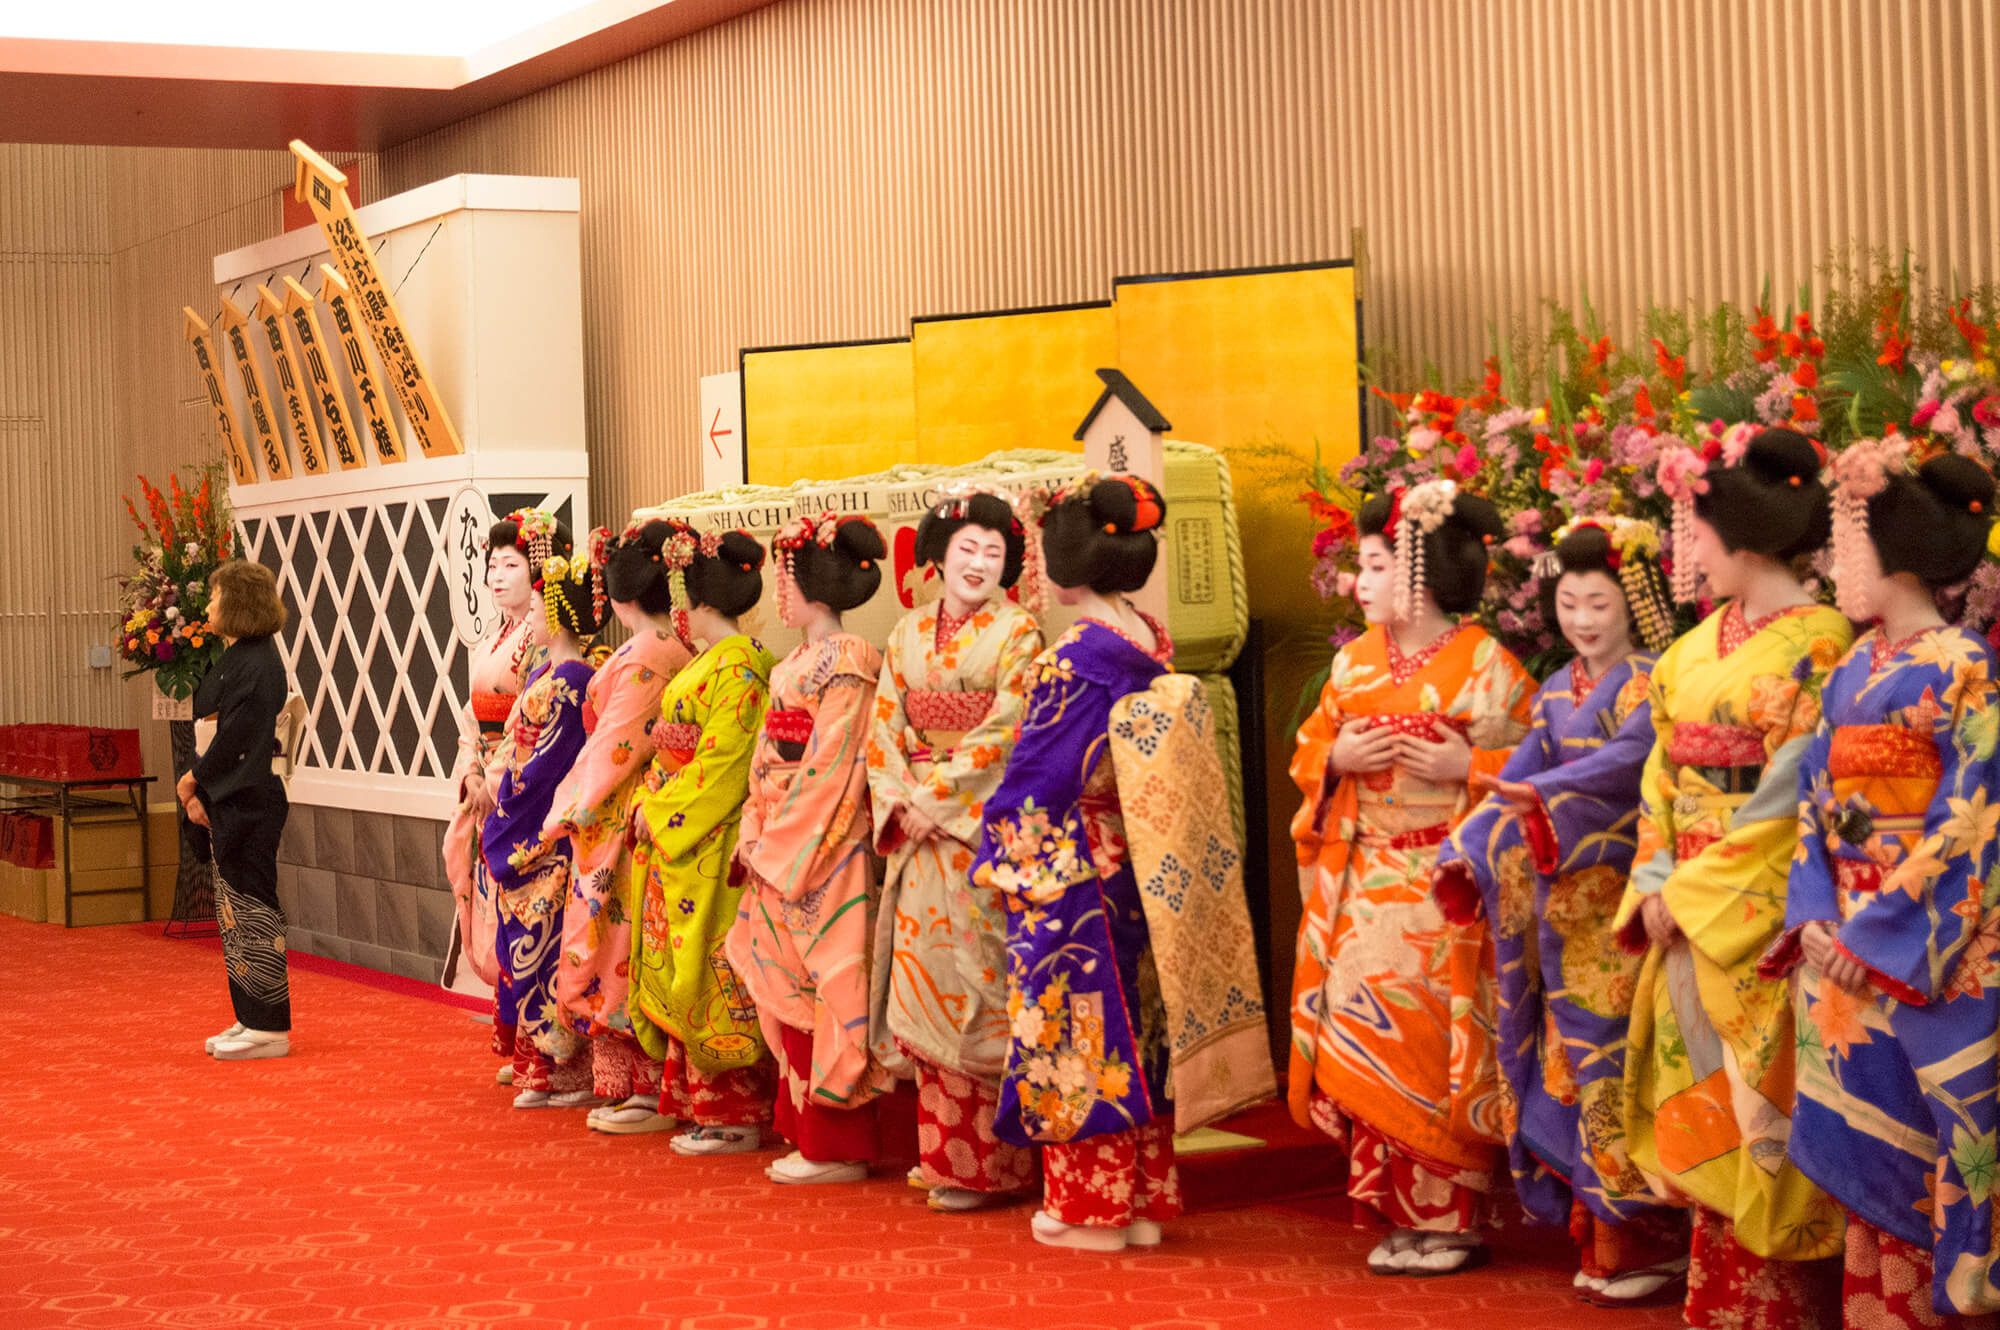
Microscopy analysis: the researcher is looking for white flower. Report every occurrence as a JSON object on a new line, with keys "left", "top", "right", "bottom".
{"left": 1011, "top": 1003, "right": 1046, "bottom": 1047}
{"left": 1023, "top": 1053, "right": 1057, "bottom": 1086}
{"left": 166, "top": 607, "right": 182, "bottom": 621}
{"left": 1055, "top": 1052, "right": 1090, "bottom": 1094}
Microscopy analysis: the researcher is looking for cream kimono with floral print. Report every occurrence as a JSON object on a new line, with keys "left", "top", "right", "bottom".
{"left": 865, "top": 599, "right": 1042, "bottom": 1079}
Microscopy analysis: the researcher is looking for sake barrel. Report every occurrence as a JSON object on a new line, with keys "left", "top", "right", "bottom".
{"left": 632, "top": 442, "right": 1245, "bottom": 673}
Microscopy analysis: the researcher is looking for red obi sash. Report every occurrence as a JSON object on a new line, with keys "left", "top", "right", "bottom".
{"left": 652, "top": 721, "right": 701, "bottom": 762}
{"left": 1828, "top": 724, "right": 1942, "bottom": 782}
{"left": 905, "top": 689, "right": 994, "bottom": 733}
{"left": 1667, "top": 722, "right": 1765, "bottom": 768}
{"left": 1835, "top": 858, "right": 1883, "bottom": 896}
{"left": 471, "top": 690, "right": 513, "bottom": 734}
{"left": 1355, "top": 822, "right": 1453, "bottom": 852}
{"left": 763, "top": 709, "right": 813, "bottom": 746}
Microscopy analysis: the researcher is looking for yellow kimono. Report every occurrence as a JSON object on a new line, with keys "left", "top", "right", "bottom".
{"left": 1613, "top": 602, "right": 1853, "bottom": 1260}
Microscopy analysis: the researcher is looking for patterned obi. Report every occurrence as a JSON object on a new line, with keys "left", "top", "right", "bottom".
{"left": 1666, "top": 722, "right": 1767, "bottom": 860}
{"left": 905, "top": 688, "right": 994, "bottom": 763}
{"left": 1823, "top": 723, "right": 1939, "bottom": 915}
{"left": 1364, "top": 711, "right": 1472, "bottom": 742}
{"left": 471, "top": 690, "right": 513, "bottom": 736}
{"left": 651, "top": 721, "right": 701, "bottom": 764}
{"left": 764, "top": 707, "right": 812, "bottom": 762}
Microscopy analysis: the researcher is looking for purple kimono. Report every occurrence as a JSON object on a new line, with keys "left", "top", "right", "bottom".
{"left": 479, "top": 657, "right": 595, "bottom": 1055}
{"left": 973, "top": 618, "right": 1171, "bottom": 1147}
{"left": 1432, "top": 653, "right": 1666, "bottom": 1228}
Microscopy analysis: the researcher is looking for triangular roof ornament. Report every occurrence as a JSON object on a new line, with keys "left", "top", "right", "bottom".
{"left": 1073, "top": 367, "right": 1171, "bottom": 441}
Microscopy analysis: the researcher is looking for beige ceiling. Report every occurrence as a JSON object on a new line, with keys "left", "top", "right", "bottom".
{"left": 0, "top": 0, "right": 773, "bottom": 151}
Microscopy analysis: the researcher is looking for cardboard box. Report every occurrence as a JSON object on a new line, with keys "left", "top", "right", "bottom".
{"left": 53, "top": 822, "right": 145, "bottom": 873}
{"left": 146, "top": 805, "right": 181, "bottom": 866}
{"left": 45, "top": 866, "right": 147, "bottom": 926}
{"left": 146, "top": 863, "right": 177, "bottom": 921}
{"left": 17, "top": 867, "right": 53, "bottom": 924}
{"left": 0, "top": 862, "right": 44, "bottom": 922}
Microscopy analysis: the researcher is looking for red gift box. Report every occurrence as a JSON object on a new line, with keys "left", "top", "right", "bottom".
{"left": 47, "top": 726, "right": 142, "bottom": 781}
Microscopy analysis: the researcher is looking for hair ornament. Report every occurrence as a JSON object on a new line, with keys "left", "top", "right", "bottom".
{"left": 1651, "top": 438, "right": 1709, "bottom": 603}
{"left": 1829, "top": 435, "right": 1912, "bottom": 621}
{"left": 1391, "top": 478, "right": 1459, "bottom": 622}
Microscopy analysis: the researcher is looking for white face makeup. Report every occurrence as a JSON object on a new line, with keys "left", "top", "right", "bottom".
{"left": 1354, "top": 534, "right": 1396, "bottom": 625}
{"left": 1555, "top": 568, "right": 1631, "bottom": 666}
{"left": 488, "top": 546, "right": 533, "bottom": 616}
{"left": 941, "top": 525, "right": 1008, "bottom": 612}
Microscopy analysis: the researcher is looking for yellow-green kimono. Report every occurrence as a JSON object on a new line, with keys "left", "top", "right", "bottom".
{"left": 1612, "top": 602, "right": 1853, "bottom": 1260}
{"left": 628, "top": 634, "right": 775, "bottom": 1072}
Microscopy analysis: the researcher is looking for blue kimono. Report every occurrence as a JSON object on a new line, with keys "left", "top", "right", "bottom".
{"left": 480, "top": 657, "right": 595, "bottom": 1056}
{"left": 1767, "top": 626, "right": 2000, "bottom": 1316}
{"left": 1433, "top": 653, "right": 1668, "bottom": 1228}
{"left": 973, "top": 618, "right": 1171, "bottom": 1148}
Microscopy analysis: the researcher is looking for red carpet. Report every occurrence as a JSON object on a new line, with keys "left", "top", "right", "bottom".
{"left": 0, "top": 914, "right": 1681, "bottom": 1328}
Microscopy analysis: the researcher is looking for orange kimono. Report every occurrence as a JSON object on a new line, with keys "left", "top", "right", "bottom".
{"left": 1289, "top": 623, "right": 1534, "bottom": 1227}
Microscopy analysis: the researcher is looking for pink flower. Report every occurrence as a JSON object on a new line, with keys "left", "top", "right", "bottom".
{"left": 1584, "top": 458, "right": 1605, "bottom": 483}
{"left": 1913, "top": 400, "right": 1942, "bottom": 430}
{"left": 1974, "top": 396, "right": 2000, "bottom": 430}
{"left": 1454, "top": 444, "right": 1480, "bottom": 477}
{"left": 1510, "top": 509, "right": 1544, "bottom": 537}
{"left": 1335, "top": 571, "right": 1356, "bottom": 598}
{"left": 1503, "top": 534, "right": 1539, "bottom": 560}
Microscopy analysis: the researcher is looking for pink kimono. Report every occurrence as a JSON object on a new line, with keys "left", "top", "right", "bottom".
{"left": 542, "top": 627, "right": 690, "bottom": 1087}
{"left": 728, "top": 631, "right": 892, "bottom": 1160}
{"left": 446, "top": 616, "right": 540, "bottom": 989}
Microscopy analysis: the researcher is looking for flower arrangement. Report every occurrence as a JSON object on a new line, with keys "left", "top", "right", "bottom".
{"left": 1299, "top": 252, "right": 2000, "bottom": 678}
{"left": 117, "top": 462, "right": 237, "bottom": 698}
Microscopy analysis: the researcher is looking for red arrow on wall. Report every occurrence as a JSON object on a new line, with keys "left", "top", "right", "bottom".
{"left": 708, "top": 408, "right": 732, "bottom": 458}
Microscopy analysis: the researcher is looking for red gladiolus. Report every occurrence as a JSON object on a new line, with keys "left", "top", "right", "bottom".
{"left": 1951, "top": 300, "right": 1990, "bottom": 360}
{"left": 1749, "top": 309, "right": 1783, "bottom": 364}
{"left": 1791, "top": 393, "right": 1819, "bottom": 423}
{"left": 1878, "top": 333, "right": 1910, "bottom": 371}
{"left": 1652, "top": 339, "right": 1686, "bottom": 391}
{"left": 1587, "top": 336, "right": 1613, "bottom": 369}
{"left": 1633, "top": 385, "right": 1657, "bottom": 420}
{"left": 1792, "top": 361, "right": 1818, "bottom": 390}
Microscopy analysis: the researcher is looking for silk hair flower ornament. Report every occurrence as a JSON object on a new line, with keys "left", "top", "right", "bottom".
{"left": 1391, "top": 478, "right": 1459, "bottom": 622}
{"left": 1652, "top": 439, "right": 1709, "bottom": 603}
{"left": 1828, "top": 435, "right": 1910, "bottom": 621}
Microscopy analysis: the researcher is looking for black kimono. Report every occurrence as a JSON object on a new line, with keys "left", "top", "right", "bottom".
{"left": 192, "top": 634, "right": 292, "bottom": 1031}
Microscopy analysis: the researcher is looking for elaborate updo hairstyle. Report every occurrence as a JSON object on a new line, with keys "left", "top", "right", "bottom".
{"left": 785, "top": 515, "right": 884, "bottom": 613}
{"left": 1535, "top": 518, "right": 1677, "bottom": 652}
{"left": 604, "top": 520, "right": 677, "bottom": 616}
{"left": 488, "top": 511, "right": 573, "bottom": 580}
{"left": 1871, "top": 454, "right": 1995, "bottom": 588}
{"left": 686, "top": 529, "right": 767, "bottom": 618}
{"left": 914, "top": 491, "right": 1027, "bottom": 589}
{"left": 1355, "top": 488, "right": 1504, "bottom": 615}
{"left": 1694, "top": 427, "right": 1831, "bottom": 561}
{"left": 1041, "top": 474, "right": 1165, "bottom": 595}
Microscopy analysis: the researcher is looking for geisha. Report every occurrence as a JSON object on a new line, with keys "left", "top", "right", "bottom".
{"left": 478, "top": 525, "right": 603, "bottom": 1107}
{"left": 1289, "top": 478, "right": 1534, "bottom": 1277}
{"left": 866, "top": 486, "right": 1044, "bottom": 1212}
{"left": 971, "top": 473, "right": 1183, "bottom": 1253}
{"left": 540, "top": 523, "right": 692, "bottom": 1134}
{"left": 1762, "top": 443, "right": 2000, "bottom": 1328}
{"left": 443, "top": 510, "right": 554, "bottom": 1075}
{"left": 625, "top": 523, "right": 779, "bottom": 1157}
{"left": 727, "top": 512, "right": 895, "bottom": 1183}
{"left": 1431, "top": 516, "right": 1689, "bottom": 1304}
{"left": 1614, "top": 426, "right": 1853, "bottom": 1329}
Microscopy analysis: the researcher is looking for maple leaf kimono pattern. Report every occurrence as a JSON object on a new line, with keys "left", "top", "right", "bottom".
{"left": 479, "top": 658, "right": 595, "bottom": 1056}
{"left": 728, "top": 633, "right": 893, "bottom": 1111}
{"left": 972, "top": 618, "right": 1176, "bottom": 1148}
{"left": 1287, "top": 624, "right": 1534, "bottom": 1178}
{"left": 866, "top": 600, "right": 1041, "bottom": 1079}
{"left": 446, "top": 619, "right": 543, "bottom": 989}
{"left": 541, "top": 628, "right": 689, "bottom": 1060}
{"left": 1764, "top": 626, "right": 2000, "bottom": 1317}
{"left": 628, "top": 634, "right": 773, "bottom": 1073}
{"left": 1612, "top": 602, "right": 1854, "bottom": 1261}
{"left": 1432, "top": 653, "right": 1667, "bottom": 1232}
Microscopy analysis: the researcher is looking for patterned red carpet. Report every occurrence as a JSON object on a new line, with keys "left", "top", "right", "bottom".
{"left": 0, "top": 915, "right": 1679, "bottom": 1328}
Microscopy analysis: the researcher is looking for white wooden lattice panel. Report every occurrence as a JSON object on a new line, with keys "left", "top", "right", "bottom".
{"left": 232, "top": 456, "right": 587, "bottom": 819}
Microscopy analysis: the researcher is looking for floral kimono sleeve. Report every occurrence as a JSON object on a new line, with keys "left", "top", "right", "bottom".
{"left": 546, "top": 646, "right": 680, "bottom": 840}
{"left": 1288, "top": 651, "right": 1350, "bottom": 866}
{"left": 741, "top": 640, "right": 878, "bottom": 902}
{"left": 638, "top": 655, "right": 767, "bottom": 863}
{"left": 973, "top": 661, "right": 1112, "bottom": 907}
{"left": 865, "top": 637, "right": 920, "bottom": 852}
{"left": 1432, "top": 690, "right": 1557, "bottom": 922}
{"left": 909, "top": 613, "right": 1041, "bottom": 848}
{"left": 1523, "top": 670, "right": 1654, "bottom": 873}
{"left": 1451, "top": 633, "right": 1535, "bottom": 806}
{"left": 1614, "top": 641, "right": 1685, "bottom": 942}
{"left": 1764, "top": 714, "right": 1844, "bottom": 981}
{"left": 1842, "top": 662, "right": 2000, "bottom": 1005}
{"left": 1658, "top": 643, "right": 1840, "bottom": 970}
